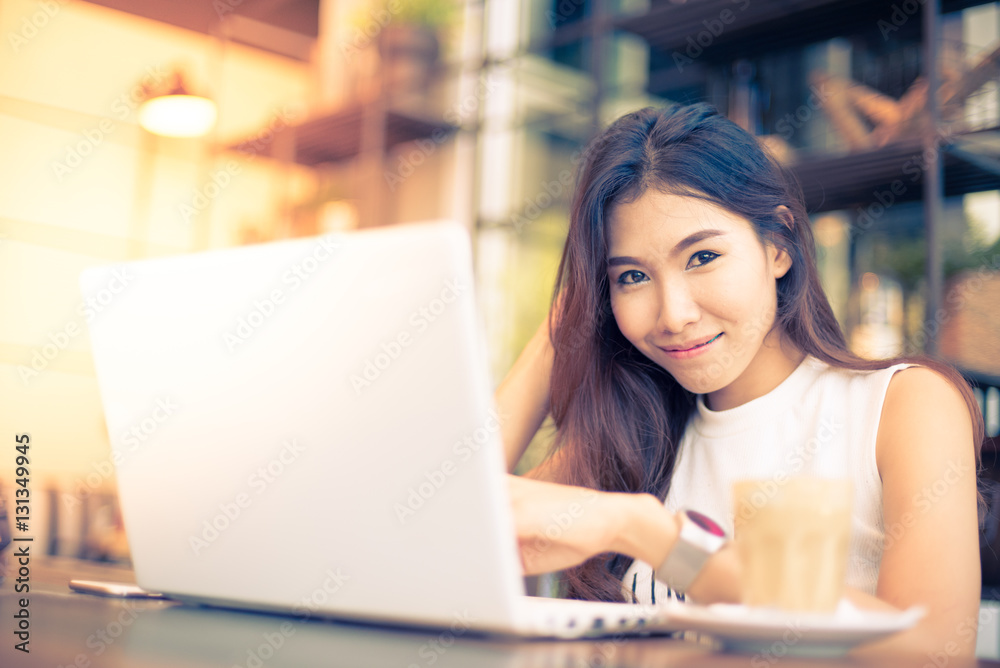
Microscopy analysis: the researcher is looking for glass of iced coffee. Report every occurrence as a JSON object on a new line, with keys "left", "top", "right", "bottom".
{"left": 732, "top": 477, "right": 853, "bottom": 612}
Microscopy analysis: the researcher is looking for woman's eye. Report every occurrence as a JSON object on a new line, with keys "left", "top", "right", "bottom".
{"left": 617, "top": 270, "right": 647, "bottom": 285}
{"left": 689, "top": 251, "right": 720, "bottom": 268}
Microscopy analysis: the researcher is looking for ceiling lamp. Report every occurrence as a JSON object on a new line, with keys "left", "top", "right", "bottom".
{"left": 138, "top": 71, "right": 217, "bottom": 138}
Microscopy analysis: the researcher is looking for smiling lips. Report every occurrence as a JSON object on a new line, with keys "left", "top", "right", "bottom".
{"left": 658, "top": 333, "right": 723, "bottom": 359}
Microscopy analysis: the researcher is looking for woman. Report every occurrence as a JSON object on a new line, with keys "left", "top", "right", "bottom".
{"left": 496, "top": 103, "right": 984, "bottom": 654}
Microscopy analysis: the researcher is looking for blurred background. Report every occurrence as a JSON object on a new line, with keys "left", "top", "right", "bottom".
{"left": 0, "top": 0, "right": 999, "bottom": 587}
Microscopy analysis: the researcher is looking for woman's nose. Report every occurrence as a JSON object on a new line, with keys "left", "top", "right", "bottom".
{"left": 656, "top": 280, "right": 701, "bottom": 334}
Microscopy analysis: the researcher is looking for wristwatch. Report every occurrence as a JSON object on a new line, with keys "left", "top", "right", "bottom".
{"left": 654, "top": 509, "right": 727, "bottom": 594}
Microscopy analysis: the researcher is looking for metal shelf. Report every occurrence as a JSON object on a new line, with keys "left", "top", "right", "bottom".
{"left": 789, "top": 127, "right": 1000, "bottom": 212}
{"left": 615, "top": 0, "right": 988, "bottom": 60}
{"left": 228, "top": 105, "right": 456, "bottom": 166}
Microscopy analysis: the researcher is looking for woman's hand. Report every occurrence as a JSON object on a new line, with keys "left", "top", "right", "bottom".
{"left": 507, "top": 474, "right": 747, "bottom": 606}
{"left": 506, "top": 474, "right": 684, "bottom": 578}
{"left": 506, "top": 474, "right": 621, "bottom": 575}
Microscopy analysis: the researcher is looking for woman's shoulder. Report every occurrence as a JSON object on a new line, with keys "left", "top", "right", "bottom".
{"left": 807, "top": 357, "right": 972, "bottom": 418}
{"left": 809, "top": 355, "right": 915, "bottom": 380}
{"left": 884, "top": 363, "right": 962, "bottom": 391}
{"left": 875, "top": 364, "right": 977, "bottom": 472}
{"left": 812, "top": 357, "right": 965, "bottom": 405}
{"left": 800, "top": 356, "right": 916, "bottom": 402}
{"left": 879, "top": 364, "right": 972, "bottom": 429}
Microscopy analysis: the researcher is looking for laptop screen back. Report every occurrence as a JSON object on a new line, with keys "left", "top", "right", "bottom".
{"left": 80, "top": 221, "right": 526, "bottom": 631}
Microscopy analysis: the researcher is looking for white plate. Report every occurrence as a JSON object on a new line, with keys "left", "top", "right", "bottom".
{"left": 658, "top": 600, "right": 925, "bottom": 657}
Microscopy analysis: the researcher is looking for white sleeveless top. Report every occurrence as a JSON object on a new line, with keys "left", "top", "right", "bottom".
{"left": 622, "top": 355, "right": 913, "bottom": 605}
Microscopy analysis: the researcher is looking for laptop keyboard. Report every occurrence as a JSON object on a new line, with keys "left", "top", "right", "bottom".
{"left": 517, "top": 595, "right": 677, "bottom": 638}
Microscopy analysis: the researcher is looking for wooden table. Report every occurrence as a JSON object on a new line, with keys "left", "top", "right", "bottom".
{"left": 3, "top": 556, "right": 997, "bottom": 668}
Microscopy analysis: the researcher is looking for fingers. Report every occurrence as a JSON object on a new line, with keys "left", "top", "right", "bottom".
{"left": 507, "top": 475, "right": 612, "bottom": 574}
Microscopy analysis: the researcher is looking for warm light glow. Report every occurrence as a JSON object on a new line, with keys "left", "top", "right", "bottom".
{"left": 861, "top": 272, "right": 880, "bottom": 291}
{"left": 138, "top": 95, "right": 217, "bottom": 137}
{"left": 813, "top": 215, "right": 845, "bottom": 248}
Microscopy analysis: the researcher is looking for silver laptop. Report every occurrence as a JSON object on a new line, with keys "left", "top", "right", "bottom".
{"left": 80, "top": 220, "right": 682, "bottom": 638}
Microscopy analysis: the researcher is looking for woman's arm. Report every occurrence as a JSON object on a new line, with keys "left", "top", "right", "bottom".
{"left": 494, "top": 313, "right": 557, "bottom": 473}
{"left": 507, "top": 477, "right": 914, "bottom": 613}
{"left": 506, "top": 474, "right": 743, "bottom": 603}
{"left": 508, "top": 365, "right": 981, "bottom": 642}
{"left": 857, "top": 366, "right": 981, "bottom": 656}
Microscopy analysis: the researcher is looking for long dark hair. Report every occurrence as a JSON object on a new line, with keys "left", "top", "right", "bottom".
{"left": 546, "top": 103, "right": 986, "bottom": 602}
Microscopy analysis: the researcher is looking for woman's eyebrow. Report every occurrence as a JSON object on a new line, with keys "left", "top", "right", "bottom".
{"left": 607, "top": 229, "right": 727, "bottom": 267}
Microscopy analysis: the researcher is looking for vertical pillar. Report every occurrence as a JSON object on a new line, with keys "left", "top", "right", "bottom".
{"left": 923, "top": 0, "right": 944, "bottom": 355}
{"left": 589, "top": 0, "right": 605, "bottom": 139}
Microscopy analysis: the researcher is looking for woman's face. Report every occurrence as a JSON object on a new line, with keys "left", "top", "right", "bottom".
{"left": 606, "top": 189, "right": 795, "bottom": 409}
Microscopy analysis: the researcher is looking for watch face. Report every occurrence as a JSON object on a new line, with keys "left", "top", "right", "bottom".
{"left": 686, "top": 510, "right": 726, "bottom": 538}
